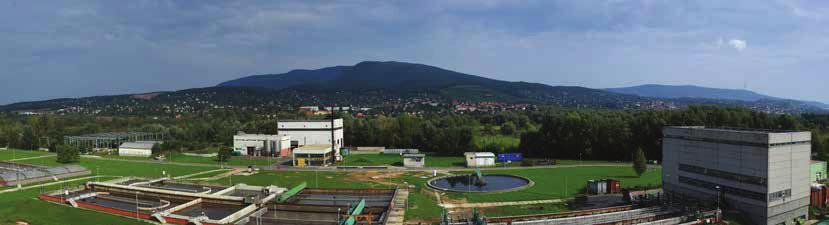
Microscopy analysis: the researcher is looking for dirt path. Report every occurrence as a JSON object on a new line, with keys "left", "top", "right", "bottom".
{"left": 439, "top": 198, "right": 570, "bottom": 209}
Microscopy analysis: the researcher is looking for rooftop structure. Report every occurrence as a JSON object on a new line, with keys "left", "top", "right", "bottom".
{"left": 662, "top": 126, "right": 811, "bottom": 225}
{"left": 293, "top": 145, "right": 335, "bottom": 167}
{"left": 65, "top": 132, "right": 161, "bottom": 149}
{"left": 0, "top": 162, "right": 90, "bottom": 187}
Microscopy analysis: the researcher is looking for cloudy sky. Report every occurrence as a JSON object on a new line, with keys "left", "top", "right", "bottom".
{"left": 1, "top": 0, "right": 828, "bottom": 105}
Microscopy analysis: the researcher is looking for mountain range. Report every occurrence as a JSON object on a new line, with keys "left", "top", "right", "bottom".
{"left": 1, "top": 61, "right": 826, "bottom": 114}
{"left": 606, "top": 84, "right": 829, "bottom": 109}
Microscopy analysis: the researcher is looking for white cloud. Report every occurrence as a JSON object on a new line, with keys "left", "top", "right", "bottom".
{"left": 728, "top": 39, "right": 747, "bottom": 51}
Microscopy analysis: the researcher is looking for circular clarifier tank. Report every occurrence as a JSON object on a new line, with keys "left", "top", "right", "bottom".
{"left": 427, "top": 174, "right": 532, "bottom": 193}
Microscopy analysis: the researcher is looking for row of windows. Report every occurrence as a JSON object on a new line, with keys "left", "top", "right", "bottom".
{"left": 678, "top": 176, "right": 767, "bottom": 201}
{"left": 678, "top": 164, "right": 766, "bottom": 186}
{"left": 666, "top": 135, "right": 810, "bottom": 148}
{"left": 768, "top": 189, "right": 792, "bottom": 202}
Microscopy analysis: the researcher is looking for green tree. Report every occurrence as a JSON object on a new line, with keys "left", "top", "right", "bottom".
{"left": 151, "top": 143, "right": 163, "bottom": 157}
{"left": 217, "top": 147, "right": 233, "bottom": 162}
{"left": 632, "top": 147, "right": 647, "bottom": 178}
{"left": 501, "top": 122, "right": 517, "bottom": 136}
{"left": 56, "top": 144, "right": 80, "bottom": 164}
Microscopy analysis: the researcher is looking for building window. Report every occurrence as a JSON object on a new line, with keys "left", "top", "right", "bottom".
{"left": 768, "top": 189, "right": 791, "bottom": 202}
{"left": 678, "top": 176, "right": 766, "bottom": 201}
{"left": 678, "top": 164, "right": 766, "bottom": 186}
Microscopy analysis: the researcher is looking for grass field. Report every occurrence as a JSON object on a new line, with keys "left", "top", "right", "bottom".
{"left": 0, "top": 178, "right": 153, "bottom": 225}
{"left": 0, "top": 149, "right": 661, "bottom": 224}
{"left": 14, "top": 157, "right": 217, "bottom": 178}
{"left": 473, "top": 135, "right": 520, "bottom": 152}
{"left": 0, "top": 149, "right": 52, "bottom": 161}
{"left": 0, "top": 157, "right": 217, "bottom": 225}
{"left": 210, "top": 170, "right": 389, "bottom": 189}
{"left": 339, "top": 153, "right": 467, "bottom": 167}
{"left": 98, "top": 152, "right": 276, "bottom": 167}
{"left": 447, "top": 166, "right": 661, "bottom": 202}
{"left": 480, "top": 203, "right": 569, "bottom": 217}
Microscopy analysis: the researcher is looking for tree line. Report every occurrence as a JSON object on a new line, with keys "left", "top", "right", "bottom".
{"left": 0, "top": 105, "right": 827, "bottom": 163}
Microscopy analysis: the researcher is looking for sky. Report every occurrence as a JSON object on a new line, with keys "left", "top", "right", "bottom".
{"left": 1, "top": 0, "right": 828, "bottom": 105}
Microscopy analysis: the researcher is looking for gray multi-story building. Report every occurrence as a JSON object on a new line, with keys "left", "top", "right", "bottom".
{"left": 662, "top": 126, "right": 811, "bottom": 225}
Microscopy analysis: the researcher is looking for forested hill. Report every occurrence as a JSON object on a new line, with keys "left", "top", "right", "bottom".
{"left": 1, "top": 61, "right": 827, "bottom": 115}
{"left": 220, "top": 61, "right": 647, "bottom": 107}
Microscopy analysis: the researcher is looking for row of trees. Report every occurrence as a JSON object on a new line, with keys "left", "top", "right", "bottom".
{"left": 519, "top": 105, "right": 821, "bottom": 161}
{"left": 1, "top": 105, "right": 827, "bottom": 163}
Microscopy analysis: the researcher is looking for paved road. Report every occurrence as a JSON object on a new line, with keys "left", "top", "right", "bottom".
{"left": 80, "top": 155, "right": 659, "bottom": 173}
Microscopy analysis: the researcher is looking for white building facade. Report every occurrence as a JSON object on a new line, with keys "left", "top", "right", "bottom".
{"left": 662, "top": 127, "right": 811, "bottom": 225}
{"left": 278, "top": 119, "right": 344, "bottom": 160}
{"left": 465, "top": 152, "right": 496, "bottom": 167}
{"left": 118, "top": 141, "right": 160, "bottom": 157}
{"left": 233, "top": 133, "right": 289, "bottom": 157}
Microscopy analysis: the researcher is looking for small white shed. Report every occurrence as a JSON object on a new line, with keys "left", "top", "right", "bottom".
{"left": 118, "top": 141, "right": 159, "bottom": 157}
{"left": 464, "top": 152, "right": 496, "bottom": 168}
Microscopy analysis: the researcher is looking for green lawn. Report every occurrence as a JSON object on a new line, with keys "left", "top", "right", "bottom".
{"left": 0, "top": 157, "right": 217, "bottom": 225}
{"left": 0, "top": 178, "right": 153, "bottom": 225}
{"left": 339, "top": 153, "right": 466, "bottom": 167}
{"left": 0, "top": 149, "right": 52, "bottom": 161}
{"left": 14, "top": 157, "right": 217, "bottom": 178}
{"left": 210, "top": 170, "right": 389, "bottom": 189}
{"left": 339, "top": 153, "right": 403, "bottom": 166}
{"left": 473, "top": 135, "right": 520, "bottom": 152}
{"left": 446, "top": 166, "right": 661, "bottom": 202}
{"left": 96, "top": 152, "right": 275, "bottom": 167}
{"left": 480, "top": 203, "right": 569, "bottom": 217}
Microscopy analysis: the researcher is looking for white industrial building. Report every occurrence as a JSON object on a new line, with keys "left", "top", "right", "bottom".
{"left": 233, "top": 133, "right": 290, "bottom": 157}
{"left": 118, "top": 141, "right": 161, "bottom": 157}
{"left": 465, "top": 152, "right": 496, "bottom": 167}
{"left": 278, "top": 119, "right": 344, "bottom": 160}
{"left": 662, "top": 127, "right": 811, "bottom": 225}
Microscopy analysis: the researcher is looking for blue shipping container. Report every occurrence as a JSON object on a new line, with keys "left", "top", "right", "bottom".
{"left": 497, "top": 153, "right": 523, "bottom": 162}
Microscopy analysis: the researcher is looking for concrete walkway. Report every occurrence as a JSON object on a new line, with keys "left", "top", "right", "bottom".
{"left": 0, "top": 175, "right": 119, "bottom": 194}
{"left": 385, "top": 188, "right": 409, "bottom": 225}
{"left": 440, "top": 198, "right": 570, "bottom": 209}
{"left": 173, "top": 168, "right": 233, "bottom": 179}
{"left": 8, "top": 154, "right": 55, "bottom": 161}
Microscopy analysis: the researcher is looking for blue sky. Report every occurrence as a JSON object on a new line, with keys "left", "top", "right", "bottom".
{"left": 1, "top": 0, "right": 827, "bottom": 105}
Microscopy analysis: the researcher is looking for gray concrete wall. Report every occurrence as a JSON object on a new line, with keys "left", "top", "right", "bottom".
{"left": 662, "top": 127, "right": 811, "bottom": 225}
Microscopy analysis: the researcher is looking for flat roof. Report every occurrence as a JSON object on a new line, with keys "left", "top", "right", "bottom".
{"left": 294, "top": 145, "right": 333, "bottom": 154}
{"left": 465, "top": 152, "right": 496, "bottom": 157}
{"left": 403, "top": 154, "right": 425, "bottom": 157}
{"left": 667, "top": 126, "right": 802, "bottom": 134}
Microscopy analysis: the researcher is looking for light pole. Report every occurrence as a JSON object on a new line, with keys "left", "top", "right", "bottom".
{"left": 715, "top": 186, "right": 721, "bottom": 211}
{"left": 135, "top": 191, "right": 141, "bottom": 221}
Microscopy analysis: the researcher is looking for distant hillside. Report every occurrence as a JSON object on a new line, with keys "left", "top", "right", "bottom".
{"left": 606, "top": 84, "right": 778, "bottom": 101}
{"left": 2, "top": 62, "right": 827, "bottom": 115}
{"left": 607, "top": 84, "right": 829, "bottom": 109}
{"left": 220, "top": 61, "right": 647, "bottom": 107}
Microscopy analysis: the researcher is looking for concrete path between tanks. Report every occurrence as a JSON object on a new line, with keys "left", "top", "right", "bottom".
{"left": 8, "top": 154, "right": 56, "bottom": 161}
{"left": 0, "top": 175, "right": 119, "bottom": 194}
{"left": 439, "top": 198, "right": 571, "bottom": 209}
{"left": 173, "top": 168, "right": 234, "bottom": 179}
{"left": 385, "top": 188, "right": 409, "bottom": 225}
